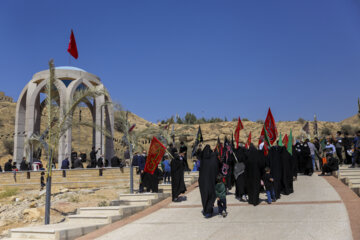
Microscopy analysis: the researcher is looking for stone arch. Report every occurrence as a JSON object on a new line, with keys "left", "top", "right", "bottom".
{"left": 13, "top": 67, "right": 114, "bottom": 168}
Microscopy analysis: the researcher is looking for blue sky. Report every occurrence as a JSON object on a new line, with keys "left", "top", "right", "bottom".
{"left": 1, "top": 0, "right": 360, "bottom": 123}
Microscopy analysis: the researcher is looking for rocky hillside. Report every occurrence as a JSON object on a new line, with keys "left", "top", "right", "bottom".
{"left": 1, "top": 97, "right": 359, "bottom": 167}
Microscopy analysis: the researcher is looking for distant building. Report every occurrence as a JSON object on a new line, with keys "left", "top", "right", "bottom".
{"left": 0, "top": 92, "right": 13, "bottom": 102}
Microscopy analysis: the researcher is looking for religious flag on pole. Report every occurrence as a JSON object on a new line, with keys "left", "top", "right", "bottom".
{"left": 283, "top": 134, "right": 289, "bottom": 148}
{"left": 302, "top": 122, "right": 310, "bottom": 135}
{"left": 231, "top": 133, "right": 235, "bottom": 149}
{"left": 67, "top": 29, "right": 78, "bottom": 59}
{"left": 191, "top": 126, "right": 203, "bottom": 156}
{"left": 287, "top": 129, "right": 293, "bottom": 155}
{"left": 234, "top": 117, "right": 244, "bottom": 149}
{"left": 215, "top": 136, "right": 223, "bottom": 160}
{"left": 144, "top": 137, "right": 166, "bottom": 175}
{"left": 263, "top": 126, "right": 272, "bottom": 156}
{"left": 259, "top": 108, "right": 278, "bottom": 145}
{"left": 278, "top": 132, "right": 283, "bottom": 146}
{"left": 245, "top": 131, "right": 251, "bottom": 149}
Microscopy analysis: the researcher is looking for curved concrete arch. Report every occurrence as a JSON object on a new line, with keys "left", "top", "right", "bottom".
{"left": 14, "top": 68, "right": 114, "bottom": 168}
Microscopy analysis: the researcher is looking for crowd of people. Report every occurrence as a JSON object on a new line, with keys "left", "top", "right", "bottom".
{"left": 196, "top": 130, "right": 360, "bottom": 218}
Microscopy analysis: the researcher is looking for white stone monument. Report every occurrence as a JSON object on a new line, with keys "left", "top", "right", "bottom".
{"left": 13, "top": 66, "right": 114, "bottom": 168}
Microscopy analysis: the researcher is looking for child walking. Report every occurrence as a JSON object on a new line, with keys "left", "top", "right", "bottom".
{"left": 263, "top": 167, "right": 276, "bottom": 204}
{"left": 215, "top": 174, "right": 227, "bottom": 217}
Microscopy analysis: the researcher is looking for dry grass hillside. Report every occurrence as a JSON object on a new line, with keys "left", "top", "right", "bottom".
{"left": 1, "top": 97, "right": 359, "bottom": 167}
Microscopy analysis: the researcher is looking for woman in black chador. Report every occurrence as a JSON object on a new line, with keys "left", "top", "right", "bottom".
{"left": 234, "top": 147, "right": 247, "bottom": 201}
{"left": 244, "top": 144, "right": 265, "bottom": 206}
{"left": 198, "top": 145, "right": 218, "bottom": 217}
{"left": 171, "top": 148, "right": 187, "bottom": 202}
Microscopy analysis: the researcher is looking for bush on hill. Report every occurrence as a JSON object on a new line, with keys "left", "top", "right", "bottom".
{"left": 298, "top": 118, "right": 305, "bottom": 124}
{"left": 321, "top": 127, "right": 331, "bottom": 136}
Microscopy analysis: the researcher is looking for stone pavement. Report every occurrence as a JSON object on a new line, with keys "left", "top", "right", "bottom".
{"left": 91, "top": 175, "right": 353, "bottom": 240}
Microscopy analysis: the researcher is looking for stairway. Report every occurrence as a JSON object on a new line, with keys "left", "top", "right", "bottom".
{"left": 3, "top": 171, "right": 199, "bottom": 240}
{"left": 334, "top": 166, "right": 360, "bottom": 197}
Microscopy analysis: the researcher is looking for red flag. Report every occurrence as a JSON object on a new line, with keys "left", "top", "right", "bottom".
{"left": 263, "top": 141, "right": 269, "bottom": 156}
{"left": 245, "top": 131, "right": 252, "bottom": 149}
{"left": 144, "top": 137, "right": 166, "bottom": 174}
{"left": 67, "top": 29, "right": 78, "bottom": 59}
{"left": 234, "top": 117, "right": 244, "bottom": 148}
{"left": 258, "top": 108, "right": 278, "bottom": 145}
{"left": 283, "top": 134, "right": 289, "bottom": 148}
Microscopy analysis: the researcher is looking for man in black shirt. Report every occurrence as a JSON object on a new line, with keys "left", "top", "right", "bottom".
{"left": 4, "top": 159, "right": 12, "bottom": 172}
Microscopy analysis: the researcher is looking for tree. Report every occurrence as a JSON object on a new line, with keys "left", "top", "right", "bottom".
{"left": 256, "top": 119, "right": 264, "bottom": 124}
{"left": 176, "top": 115, "right": 183, "bottom": 124}
{"left": 184, "top": 112, "right": 197, "bottom": 124}
{"left": 196, "top": 117, "right": 207, "bottom": 124}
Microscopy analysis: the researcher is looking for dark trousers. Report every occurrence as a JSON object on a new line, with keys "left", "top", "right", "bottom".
{"left": 266, "top": 189, "right": 276, "bottom": 203}
{"left": 163, "top": 171, "right": 171, "bottom": 183}
{"left": 217, "top": 198, "right": 227, "bottom": 213}
{"left": 336, "top": 148, "right": 343, "bottom": 164}
{"left": 344, "top": 148, "right": 352, "bottom": 164}
{"left": 352, "top": 151, "right": 359, "bottom": 167}
{"left": 139, "top": 172, "right": 144, "bottom": 193}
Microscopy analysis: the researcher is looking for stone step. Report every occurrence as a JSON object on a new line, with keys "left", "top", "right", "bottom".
{"left": 110, "top": 199, "right": 151, "bottom": 206}
{"left": 338, "top": 173, "right": 360, "bottom": 179}
{"left": 351, "top": 186, "right": 360, "bottom": 197}
{"left": 158, "top": 184, "right": 172, "bottom": 193}
{"left": 6, "top": 192, "right": 169, "bottom": 240}
{"left": 78, "top": 205, "right": 145, "bottom": 216}
{"left": 68, "top": 205, "right": 146, "bottom": 224}
{"left": 9, "top": 222, "right": 106, "bottom": 240}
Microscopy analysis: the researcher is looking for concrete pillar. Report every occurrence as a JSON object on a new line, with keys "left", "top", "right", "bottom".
{"left": 95, "top": 94, "right": 105, "bottom": 160}
{"left": 13, "top": 87, "right": 28, "bottom": 167}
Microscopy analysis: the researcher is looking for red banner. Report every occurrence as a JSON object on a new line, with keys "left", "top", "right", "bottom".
{"left": 144, "top": 137, "right": 166, "bottom": 174}
{"left": 258, "top": 108, "right": 278, "bottom": 145}
{"left": 234, "top": 117, "right": 244, "bottom": 148}
{"left": 245, "top": 131, "right": 251, "bottom": 149}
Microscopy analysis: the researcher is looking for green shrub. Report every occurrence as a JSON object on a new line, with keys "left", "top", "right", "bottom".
{"left": 69, "top": 195, "right": 79, "bottom": 203}
{"left": 256, "top": 119, "right": 264, "bottom": 124}
{"left": 298, "top": 118, "right": 305, "bottom": 124}
{"left": 0, "top": 187, "right": 19, "bottom": 199}
{"left": 321, "top": 127, "right": 331, "bottom": 136}
{"left": 98, "top": 201, "right": 108, "bottom": 207}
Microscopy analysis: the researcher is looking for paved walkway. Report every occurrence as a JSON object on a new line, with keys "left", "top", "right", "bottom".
{"left": 92, "top": 175, "right": 353, "bottom": 240}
